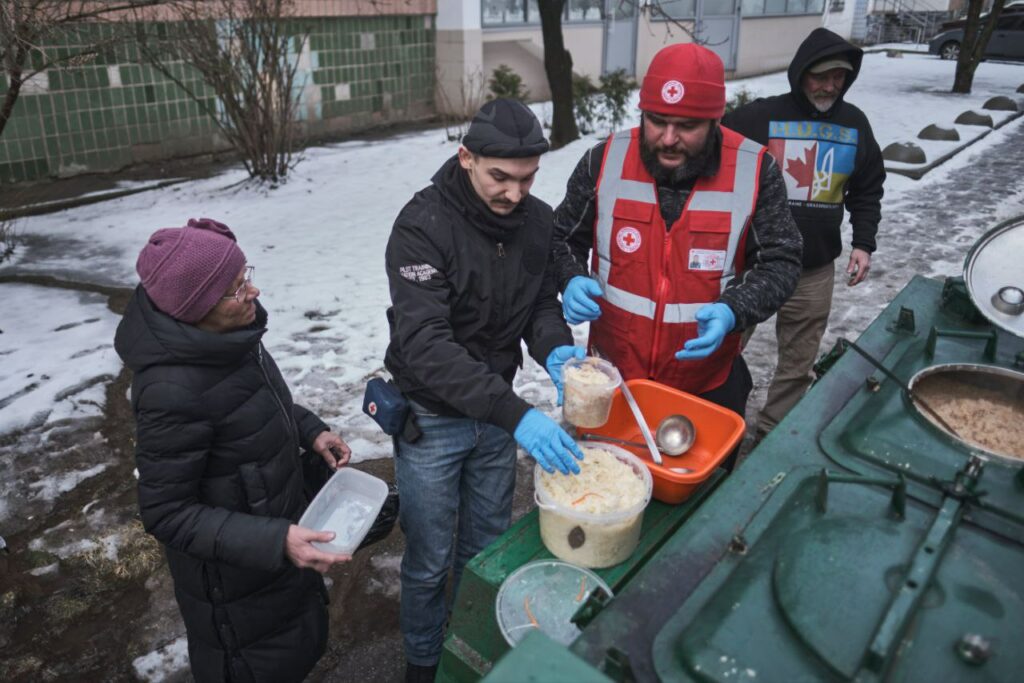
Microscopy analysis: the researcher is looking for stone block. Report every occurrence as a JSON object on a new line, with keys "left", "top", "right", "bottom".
{"left": 982, "top": 96, "right": 1018, "bottom": 111}
{"left": 918, "top": 124, "right": 960, "bottom": 141}
{"left": 882, "top": 141, "right": 926, "bottom": 164}
{"left": 954, "top": 110, "right": 994, "bottom": 127}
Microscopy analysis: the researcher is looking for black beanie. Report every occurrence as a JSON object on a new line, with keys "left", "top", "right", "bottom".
{"left": 462, "top": 98, "right": 550, "bottom": 158}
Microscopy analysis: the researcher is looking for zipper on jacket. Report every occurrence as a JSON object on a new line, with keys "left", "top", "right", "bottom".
{"left": 253, "top": 343, "right": 300, "bottom": 455}
{"left": 497, "top": 242, "right": 506, "bottom": 258}
{"left": 648, "top": 233, "right": 673, "bottom": 378}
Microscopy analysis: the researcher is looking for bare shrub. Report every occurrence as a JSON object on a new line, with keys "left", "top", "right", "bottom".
{"left": 0, "top": 218, "right": 19, "bottom": 264}
{"left": 136, "top": 0, "right": 308, "bottom": 184}
{"left": 436, "top": 66, "right": 486, "bottom": 143}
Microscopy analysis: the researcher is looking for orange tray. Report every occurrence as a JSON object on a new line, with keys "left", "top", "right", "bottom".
{"left": 575, "top": 379, "right": 745, "bottom": 504}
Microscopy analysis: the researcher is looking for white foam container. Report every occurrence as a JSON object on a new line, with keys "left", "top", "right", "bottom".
{"left": 298, "top": 468, "right": 389, "bottom": 554}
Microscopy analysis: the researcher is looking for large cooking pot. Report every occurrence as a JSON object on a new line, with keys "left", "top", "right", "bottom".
{"left": 907, "top": 363, "right": 1024, "bottom": 464}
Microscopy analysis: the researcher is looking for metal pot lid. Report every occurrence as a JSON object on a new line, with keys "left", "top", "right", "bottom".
{"left": 964, "top": 215, "right": 1024, "bottom": 338}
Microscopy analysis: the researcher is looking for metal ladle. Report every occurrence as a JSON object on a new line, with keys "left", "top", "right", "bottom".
{"left": 580, "top": 413, "right": 696, "bottom": 473}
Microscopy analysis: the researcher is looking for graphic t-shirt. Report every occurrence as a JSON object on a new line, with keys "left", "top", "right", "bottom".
{"left": 767, "top": 120, "right": 858, "bottom": 208}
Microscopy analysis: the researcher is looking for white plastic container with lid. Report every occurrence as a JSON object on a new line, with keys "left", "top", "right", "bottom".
{"left": 534, "top": 443, "right": 652, "bottom": 568}
{"left": 562, "top": 357, "right": 622, "bottom": 428}
{"left": 299, "top": 468, "right": 389, "bottom": 554}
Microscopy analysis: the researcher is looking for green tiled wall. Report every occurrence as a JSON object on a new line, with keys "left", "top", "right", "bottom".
{"left": 0, "top": 15, "right": 435, "bottom": 184}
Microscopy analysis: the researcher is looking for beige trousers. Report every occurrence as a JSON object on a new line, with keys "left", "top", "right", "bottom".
{"left": 756, "top": 261, "right": 836, "bottom": 435}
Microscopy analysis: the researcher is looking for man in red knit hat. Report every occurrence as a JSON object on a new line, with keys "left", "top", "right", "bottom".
{"left": 551, "top": 43, "right": 803, "bottom": 467}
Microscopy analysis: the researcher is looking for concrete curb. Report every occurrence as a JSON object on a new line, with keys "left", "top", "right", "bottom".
{"left": 0, "top": 177, "right": 191, "bottom": 221}
{"left": 885, "top": 108, "right": 1024, "bottom": 179}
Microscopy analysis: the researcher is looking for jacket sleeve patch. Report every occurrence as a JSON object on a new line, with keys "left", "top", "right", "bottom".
{"left": 399, "top": 264, "right": 440, "bottom": 282}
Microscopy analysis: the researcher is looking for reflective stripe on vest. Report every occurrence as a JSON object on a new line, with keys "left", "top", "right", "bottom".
{"left": 594, "top": 130, "right": 760, "bottom": 323}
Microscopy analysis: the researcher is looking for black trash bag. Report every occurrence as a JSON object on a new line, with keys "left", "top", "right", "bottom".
{"left": 357, "top": 483, "right": 399, "bottom": 551}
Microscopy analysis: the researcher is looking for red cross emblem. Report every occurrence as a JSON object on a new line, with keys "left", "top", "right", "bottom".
{"left": 661, "top": 80, "right": 685, "bottom": 104}
{"left": 368, "top": 401, "right": 378, "bottom": 416}
{"left": 616, "top": 227, "right": 642, "bottom": 253}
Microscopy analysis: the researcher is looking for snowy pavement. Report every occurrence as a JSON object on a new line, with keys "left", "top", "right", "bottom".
{"left": 0, "top": 50, "right": 1023, "bottom": 680}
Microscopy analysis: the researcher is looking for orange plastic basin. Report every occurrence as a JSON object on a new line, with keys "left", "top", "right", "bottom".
{"left": 575, "top": 379, "right": 745, "bottom": 504}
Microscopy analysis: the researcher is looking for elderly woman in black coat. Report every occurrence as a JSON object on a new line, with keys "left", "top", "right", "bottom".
{"left": 115, "top": 218, "right": 351, "bottom": 682}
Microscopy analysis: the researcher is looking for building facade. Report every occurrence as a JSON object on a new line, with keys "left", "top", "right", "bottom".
{"left": 0, "top": 0, "right": 436, "bottom": 184}
{"left": 437, "top": 0, "right": 851, "bottom": 112}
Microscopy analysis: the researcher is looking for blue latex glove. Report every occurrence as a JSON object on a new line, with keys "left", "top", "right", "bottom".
{"left": 562, "top": 276, "right": 603, "bottom": 325}
{"left": 675, "top": 303, "right": 736, "bottom": 360}
{"left": 513, "top": 409, "right": 584, "bottom": 475}
{"left": 545, "top": 345, "right": 586, "bottom": 406}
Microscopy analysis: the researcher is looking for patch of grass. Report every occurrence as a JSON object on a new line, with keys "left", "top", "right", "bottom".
{"left": 45, "top": 592, "right": 91, "bottom": 623}
{"left": 23, "top": 549, "right": 59, "bottom": 569}
{"left": 80, "top": 521, "right": 162, "bottom": 583}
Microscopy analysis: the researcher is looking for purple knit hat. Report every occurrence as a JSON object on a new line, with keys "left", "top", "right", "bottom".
{"left": 136, "top": 218, "right": 247, "bottom": 324}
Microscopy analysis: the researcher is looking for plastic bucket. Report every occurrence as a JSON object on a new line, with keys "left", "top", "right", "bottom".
{"left": 562, "top": 357, "right": 622, "bottom": 428}
{"left": 534, "top": 443, "right": 652, "bottom": 568}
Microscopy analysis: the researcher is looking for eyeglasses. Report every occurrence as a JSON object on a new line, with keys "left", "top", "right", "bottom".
{"left": 222, "top": 265, "right": 255, "bottom": 303}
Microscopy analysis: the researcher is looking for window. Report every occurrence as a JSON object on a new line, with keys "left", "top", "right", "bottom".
{"left": 653, "top": 0, "right": 697, "bottom": 19}
{"left": 567, "top": 0, "right": 604, "bottom": 21}
{"left": 740, "top": 0, "right": 823, "bottom": 15}
{"left": 482, "top": 0, "right": 605, "bottom": 26}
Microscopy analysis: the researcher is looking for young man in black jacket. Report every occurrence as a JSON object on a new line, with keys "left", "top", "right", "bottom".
{"left": 384, "top": 98, "right": 584, "bottom": 682}
{"left": 722, "top": 28, "right": 886, "bottom": 440}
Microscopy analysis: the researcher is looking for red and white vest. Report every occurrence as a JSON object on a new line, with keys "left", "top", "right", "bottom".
{"left": 588, "top": 125, "right": 764, "bottom": 395}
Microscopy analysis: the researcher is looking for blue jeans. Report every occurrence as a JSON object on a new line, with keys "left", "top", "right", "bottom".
{"left": 394, "top": 404, "right": 517, "bottom": 666}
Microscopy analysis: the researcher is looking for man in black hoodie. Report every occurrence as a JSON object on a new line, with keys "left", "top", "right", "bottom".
{"left": 384, "top": 98, "right": 584, "bottom": 682}
{"left": 723, "top": 28, "right": 885, "bottom": 439}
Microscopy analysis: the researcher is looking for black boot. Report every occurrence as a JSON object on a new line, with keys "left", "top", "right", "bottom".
{"left": 405, "top": 662, "right": 438, "bottom": 683}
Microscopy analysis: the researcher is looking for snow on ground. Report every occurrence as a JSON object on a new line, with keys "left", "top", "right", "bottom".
{"left": 131, "top": 636, "right": 189, "bottom": 683}
{"left": 0, "top": 284, "right": 122, "bottom": 434}
{"left": 1, "top": 52, "right": 1022, "bottom": 458}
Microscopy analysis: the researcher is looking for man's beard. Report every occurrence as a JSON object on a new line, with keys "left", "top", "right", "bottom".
{"left": 808, "top": 93, "right": 838, "bottom": 113}
{"left": 639, "top": 122, "right": 722, "bottom": 186}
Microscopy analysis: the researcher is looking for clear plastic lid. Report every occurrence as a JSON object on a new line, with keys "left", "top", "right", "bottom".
{"left": 495, "top": 559, "right": 613, "bottom": 646}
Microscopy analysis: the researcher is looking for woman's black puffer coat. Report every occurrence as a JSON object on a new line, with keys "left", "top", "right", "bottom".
{"left": 114, "top": 287, "right": 330, "bottom": 682}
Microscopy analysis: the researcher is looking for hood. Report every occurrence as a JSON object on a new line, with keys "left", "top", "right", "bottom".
{"left": 431, "top": 154, "right": 528, "bottom": 241}
{"left": 114, "top": 285, "right": 267, "bottom": 373}
{"left": 787, "top": 28, "right": 863, "bottom": 115}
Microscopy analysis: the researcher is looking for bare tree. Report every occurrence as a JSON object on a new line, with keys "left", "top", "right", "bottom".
{"left": 536, "top": 1, "right": 701, "bottom": 149}
{"left": 953, "top": 0, "right": 1006, "bottom": 94}
{"left": 136, "top": 0, "right": 308, "bottom": 183}
{"left": 537, "top": 0, "right": 579, "bottom": 149}
{"left": 0, "top": 0, "right": 158, "bottom": 139}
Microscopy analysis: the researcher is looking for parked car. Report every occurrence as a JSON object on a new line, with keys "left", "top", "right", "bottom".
{"left": 937, "top": 2, "right": 1024, "bottom": 32}
{"left": 929, "top": 12, "right": 1024, "bottom": 60}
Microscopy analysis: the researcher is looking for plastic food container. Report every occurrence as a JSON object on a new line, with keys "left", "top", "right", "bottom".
{"left": 495, "top": 559, "right": 613, "bottom": 646}
{"left": 562, "top": 357, "right": 623, "bottom": 428}
{"left": 298, "top": 468, "right": 389, "bottom": 554}
{"left": 534, "top": 443, "right": 652, "bottom": 568}
{"left": 576, "top": 380, "right": 746, "bottom": 504}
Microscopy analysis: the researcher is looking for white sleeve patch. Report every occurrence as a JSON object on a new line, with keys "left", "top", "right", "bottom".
{"left": 399, "top": 264, "right": 439, "bottom": 282}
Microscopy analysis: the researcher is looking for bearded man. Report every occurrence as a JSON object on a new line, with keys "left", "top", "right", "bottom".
{"left": 722, "top": 28, "right": 885, "bottom": 442}
{"left": 551, "top": 43, "right": 802, "bottom": 466}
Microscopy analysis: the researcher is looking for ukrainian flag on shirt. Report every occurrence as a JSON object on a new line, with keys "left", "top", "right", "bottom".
{"left": 766, "top": 121, "right": 858, "bottom": 204}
